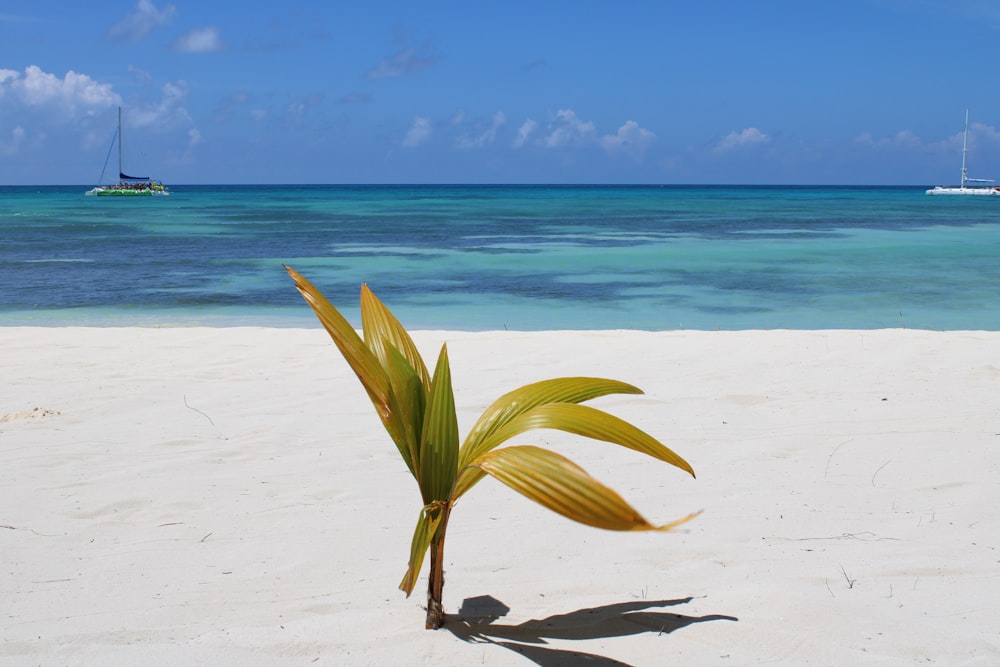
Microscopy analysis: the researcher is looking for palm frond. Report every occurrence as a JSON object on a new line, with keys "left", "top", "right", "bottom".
{"left": 473, "top": 445, "right": 699, "bottom": 531}
{"left": 451, "top": 467, "right": 488, "bottom": 502}
{"left": 452, "top": 400, "right": 693, "bottom": 500}
{"left": 476, "top": 402, "right": 694, "bottom": 477}
{"left": 399, "top": 504, "right": 445, "bottom": 596}
{"left": 460, "top": 377, "right": 643, "bottom": 468}
{"left": 418, "top": 344, "right": 459, "bottom": 503}
{"left": 383, "top": 344, "right": 425, "bottom": 474}
{"left": 284, "top": 266, "right": 412, "bottom": 464}
{"left": 360, "top": 284, "right": 431, "bottom": 393}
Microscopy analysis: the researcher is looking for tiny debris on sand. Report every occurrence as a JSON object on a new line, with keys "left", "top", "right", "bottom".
{"left": 1, "top": 407, "right": 61, "bottom": 423}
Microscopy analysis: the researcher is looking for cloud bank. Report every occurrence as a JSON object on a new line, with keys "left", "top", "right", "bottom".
{"left": 513, "top": 118, "right": 537, "bottom": 148}
{"left": 0, "top": 65, "right": 120, "bottom": 112}
{"left": 171, "top": 27, "right": 224, "bottom": 53}
{"left": 544, "top": 109, "right": 597, "bottom": 148}
{"left": 715, "top": 127, "right": 770, "bottom": 152}
{"left": 600, "top": 120, "right": 656, "bottom": 158}
{"left": 457, "top": 112, "right": 507, "bottom": 149}
{"left": 403, "top": 117, "right": 432, "bottom": 147}
{"left": 107, "top": 0, "right": 175, "bottom": 44}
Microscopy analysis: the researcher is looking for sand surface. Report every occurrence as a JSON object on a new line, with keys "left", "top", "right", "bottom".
{"left": 2, "top": 327, "right": 998, "bottom": 665}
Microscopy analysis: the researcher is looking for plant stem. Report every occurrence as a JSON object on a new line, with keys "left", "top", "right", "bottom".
{"left": 425, "top": 505, "right": 451, "bottom": 629}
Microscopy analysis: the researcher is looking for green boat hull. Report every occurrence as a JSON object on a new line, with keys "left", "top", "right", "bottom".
{"left": 94, "top": 189, "right": 154, "bottom": 197}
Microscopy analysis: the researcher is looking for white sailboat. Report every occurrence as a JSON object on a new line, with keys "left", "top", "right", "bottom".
{"left": 926, "top": 109, "right": 1000, "bottom": 196}
{"left": 87, "top": 107, "right": 168, "bottom": 196}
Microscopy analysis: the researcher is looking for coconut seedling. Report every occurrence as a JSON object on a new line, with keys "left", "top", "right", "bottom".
{"left": 285, "top": 266, "right": 697, "bottom": 629}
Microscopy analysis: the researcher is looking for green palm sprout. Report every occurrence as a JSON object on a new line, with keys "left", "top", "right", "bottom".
{"left": 285, "top": 266, "right": 698, "bottom": 629}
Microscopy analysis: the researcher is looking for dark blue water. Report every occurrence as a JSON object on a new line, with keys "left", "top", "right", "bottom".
{"left": 2, "top": 185, "right": 999, "bottom": 329}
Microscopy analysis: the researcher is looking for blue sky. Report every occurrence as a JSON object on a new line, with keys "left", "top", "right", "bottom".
{"left": 3, "top": 0, "right": 1000, "bottom": 185}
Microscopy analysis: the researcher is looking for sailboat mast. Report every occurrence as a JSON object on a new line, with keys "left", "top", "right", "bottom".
{"left": 961, "top": 108, "right": 969, "bottom": 188}
{"left": 118, "top": 106, "right": 124, "bottom": 179}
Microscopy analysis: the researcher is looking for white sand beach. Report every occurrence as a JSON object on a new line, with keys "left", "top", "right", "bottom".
{"left": 2, "top": 327, "right": 998, "bottom": 665}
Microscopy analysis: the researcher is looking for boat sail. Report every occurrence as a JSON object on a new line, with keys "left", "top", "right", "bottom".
{"left": 926, "top": 109, "right": 1000, "bottom": 196}
{"left": 87, "top": 107, "right": 168, "bottom": 196}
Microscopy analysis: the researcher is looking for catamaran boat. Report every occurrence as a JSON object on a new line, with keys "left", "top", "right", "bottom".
{"left": 87, "top": 107, "right": 168, "bottom": 197}
{"left": 926, "top": 109, "right": 1000, "bottom": 196}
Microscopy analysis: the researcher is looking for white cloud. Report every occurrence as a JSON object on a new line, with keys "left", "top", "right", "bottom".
{"left": 188, "top": 128, "right": 204, "bottom": 147}
{"left": 856, "top": 123, "right": 999, "bottom": 156}
{"left": 457, "top": 111, "right": 506, "bottom": 149}
{"left": 513, "top": 118, "right": 537, "bottom": 148}
{"left": 600, "top": 120, "right": 656, "bottom": 158}
{"left": 892, "top": 130, "right": 920, "bottom": 147}
{"left": 0, "top": 65, "right": 120, "bottom": 113}
{"left": 0, "top": 68, "right": 18, "bottom": 88}
{"left": 926, "top": 122, "right": 1000, "bottom": 162}
{"left": 107, "top": 0, "right": 175, "bottom": 44}
{"left": 127, "top": 80, "right": 192, "bottom": 130}
{"left": 853, "top": 129, "right": 922, "bottom": 148}
{"left": 171, "top": 27, "right": 223, "bottom": 53}
{"left": 403, "top": 117, "right": 432, "bottom": 147}
{"left": 969, "top": 122, "right": 1000, "bottom": 145}
{"left": 714, "top": 127, "right": 770, "bottom": 152}
{"left": 544, "top": 109, "right": 596, "bottom": 148}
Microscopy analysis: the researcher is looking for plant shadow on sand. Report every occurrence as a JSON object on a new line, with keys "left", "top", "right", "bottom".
{"left": 446, "top": 595, "right": 738, "bottom": 666}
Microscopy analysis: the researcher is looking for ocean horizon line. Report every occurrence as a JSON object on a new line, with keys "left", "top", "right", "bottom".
{"left": 4, "top": 182, "right": 940, "bottom": 189}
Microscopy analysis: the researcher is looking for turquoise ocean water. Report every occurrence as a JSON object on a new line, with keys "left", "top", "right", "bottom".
{"left": 2, "top": 184, "right": 999, "bottom": 330}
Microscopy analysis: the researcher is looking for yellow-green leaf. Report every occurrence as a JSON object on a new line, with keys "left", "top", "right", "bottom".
{"left": 383, "top": 343, "right": 425, "bottom": 476}
{"left": 285, "top": 266, "right": 410, "bottom": 453}
{"left": 399, "top": 505, "right": 445, "bottom": 596}
{"left": 285, "top": 266, "right": 386, "bottom": 400}
{"left": 473, "top": 445, "right": 698, "bottom": 531}
{"left": 460, "top": 377, "right": 643, "bottom": 468}
{"left": 360, "top": 284, "right": 431, "bottom": 394}
{"left": 451, "top": 466, "right": 488, "bottom": 502}
{"left": 479, "top": 402, "right": 694, "bottom": 477}
{"left": 419, "top": 344, "right": 459, "bottom": 503}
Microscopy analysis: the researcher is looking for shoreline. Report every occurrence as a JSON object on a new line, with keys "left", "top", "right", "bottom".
{"left": 3, "top": 322, "right": 1000, "bottom": 330}
{"left": 3, "top": 327, "right": 997, "bottom": 664}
